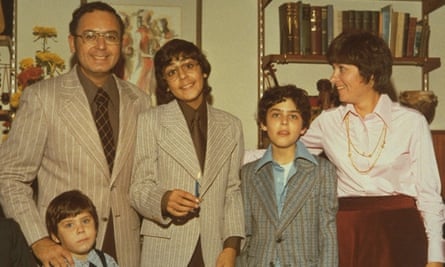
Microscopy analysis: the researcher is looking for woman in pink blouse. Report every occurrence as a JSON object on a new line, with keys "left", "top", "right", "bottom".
{"left": 301, "top": 31, "right": 444, "bottom": 267}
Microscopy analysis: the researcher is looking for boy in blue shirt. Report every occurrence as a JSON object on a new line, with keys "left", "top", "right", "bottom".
{"left": 240, "top": 85, "right": 338, "bottom": 266}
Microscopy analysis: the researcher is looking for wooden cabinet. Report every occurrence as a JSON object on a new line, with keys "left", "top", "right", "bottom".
{"left": 0, "top": 35, "right": 12, "bottom": 122}
{"left": 432, "top": 130, "right": 445, "bottom": 199}
{"left": 0, "top": 0, "right": 16, "bottom": 127}
{"left": 258, "top": 0, "right": 445, "bottom": 147}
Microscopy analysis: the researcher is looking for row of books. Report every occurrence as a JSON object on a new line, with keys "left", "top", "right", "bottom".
{"left": 279, "top": 2, "right": 430, "bottom": 58}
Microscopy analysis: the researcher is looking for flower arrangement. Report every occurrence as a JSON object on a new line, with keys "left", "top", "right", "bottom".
{"left": 10, "top": 26, "right": 65, "bottom": 109}
{"left": 2, "top": 26, "right": 65, "bottom": 141}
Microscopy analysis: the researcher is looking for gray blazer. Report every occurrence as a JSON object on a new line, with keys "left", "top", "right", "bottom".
{"left": 240, "top": 155, "right": 338, "bottom": 267}
{"left": 130, "top": 100, "right": 245, "bottom": 266}
{"left": 0, "top": 67, "right": 151, "bottom": 267}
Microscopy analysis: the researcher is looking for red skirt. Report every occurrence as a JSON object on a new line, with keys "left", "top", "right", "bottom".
{"left": 337, "top": 195, "right": 427, "bottom": 267}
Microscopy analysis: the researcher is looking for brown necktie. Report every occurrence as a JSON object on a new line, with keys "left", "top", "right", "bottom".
{"left": 189, "top": 112, "right": 206, "bottom": 266}
{"left": 191, "top": 111, "right": 206, "bottom": 171}
{"left": 94, "top": 88, "right": 116, "bottom": 172}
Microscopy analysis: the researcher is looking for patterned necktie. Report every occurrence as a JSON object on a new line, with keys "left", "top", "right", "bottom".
{"left": 94, "top": 88, "right": 116, "bottom": 172}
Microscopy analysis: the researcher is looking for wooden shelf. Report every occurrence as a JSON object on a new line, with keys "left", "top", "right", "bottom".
{"left": 0, "top": 35, "right": 12, "bottom": 55}
{"left": 0, "top": 35, "right": 11, "bottom": 46}
{"left": 262, "top": 54, "right": 441, "bottom": 73}
{"left": 262, "top": 0, "right": 272, "bottom": 8}
{"left": 423, "top": 0, "right": 445, "bottom": 15}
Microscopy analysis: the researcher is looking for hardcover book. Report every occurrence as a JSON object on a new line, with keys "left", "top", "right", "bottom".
{"left": 380, "top": 4, "right": 393, "bottom": 47}
{"left": 310, "top": 5, "right": 322, "bottom": 55}
{"left": 405, "top": 16, "right": 418, "bottom": 57}
{"left": 299, "top": 2, "right": 312, "bottom": 55}
{"left": 279, "top": 2, "right": 300, "bottom": 54}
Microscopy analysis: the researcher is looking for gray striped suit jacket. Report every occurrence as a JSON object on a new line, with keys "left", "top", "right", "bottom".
{"left": 130, "top": 100, "right": 245, "bottom": 266}
{"left": 0, "top": 67, "right": 151, "bottom": 267}
{"left": 240, "top": 155, "right": 338, "bottom": 267}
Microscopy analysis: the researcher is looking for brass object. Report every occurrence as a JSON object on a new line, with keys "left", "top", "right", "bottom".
{"left": 399, "top": 90, "right": 438, "bottom": 124}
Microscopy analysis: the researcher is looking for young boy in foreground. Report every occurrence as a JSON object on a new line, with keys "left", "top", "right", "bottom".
{"left": 46, "top": 190, "right": 119, "bottom": 267}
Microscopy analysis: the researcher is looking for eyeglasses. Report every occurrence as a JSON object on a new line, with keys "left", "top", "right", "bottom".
{"left": 164, "top": 60, "right": 200, "bottom": 81}
{"left": 74, "top": 30, "right": 120, "bottom": 45}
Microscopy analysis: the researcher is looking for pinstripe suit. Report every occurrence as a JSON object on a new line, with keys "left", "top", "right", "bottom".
{"left": 130, "top": 100, "right": 245, "bottom": 266}
{"left": 0, "top": 67, "right": 151, "bottom": 267}
{"left": 240, "top": 150, "right": 338, "bottom": 267}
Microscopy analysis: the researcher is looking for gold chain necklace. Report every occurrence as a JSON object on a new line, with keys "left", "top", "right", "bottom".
{"left": 345, "top": 114, "right": 387, "bottom": 174}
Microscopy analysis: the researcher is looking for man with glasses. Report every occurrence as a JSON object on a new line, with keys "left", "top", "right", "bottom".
{"left": 0, "top": 2, "right": 151, "bottom": 267}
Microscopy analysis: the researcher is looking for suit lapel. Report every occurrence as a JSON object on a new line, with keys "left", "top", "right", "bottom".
{"left": 158, "top": 102, "right": 201, "bottom": 179}
{"left": 199, "top": 106, "right": 237, "bottom": 199}
{"left": 276, "top": 159, "right": 317, "bottom": 232}
{"left": 111, "top": 78, "right": 140, "bottom": 182}
{"left": 252, "top": 164, "right": 279, "bottom": 227}
{"left": 58, "top": 69, "right": 109, "bottom": 176}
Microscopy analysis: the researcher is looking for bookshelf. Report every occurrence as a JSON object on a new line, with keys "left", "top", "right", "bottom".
{"left": 0, "top": 35, "right": 13, "bottom": 123}
{"left": 258, "top": 0, "right": 445, "bottom": 148}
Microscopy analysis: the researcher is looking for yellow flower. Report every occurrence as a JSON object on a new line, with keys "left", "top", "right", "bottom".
{"left": 10, "top": 90, "right": 22, "bottom": 109}
{"left": 36, "top": 51, "right": 64, "bottom": 66}
{"left": 19, "top": 58, "right": 36, "bottom": 71}
{"left": 36, "top": 51, "right": 65, "bottom": 76}
{"left": 33, "top": 26, "right": 58, "bottom": 38}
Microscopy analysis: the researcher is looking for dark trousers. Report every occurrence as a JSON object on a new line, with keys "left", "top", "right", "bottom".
{"left": 0, "top": 218, "right": 37, "bottom": 267}
{"left": 102, "top": 212, "right": 117, "bottom": 263}
{"left": 188, "top": 237, "right": 205, "bottom": 267}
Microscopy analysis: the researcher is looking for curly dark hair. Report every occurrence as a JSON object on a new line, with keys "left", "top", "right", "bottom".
{"left": 258, "top": 84, "right": 312, "bottom": 130}
{"left": 327, "top": 31, "right": 397, "bottom": 101}
{"left": 154, "top": 39, "right": 211, "bottom": 104}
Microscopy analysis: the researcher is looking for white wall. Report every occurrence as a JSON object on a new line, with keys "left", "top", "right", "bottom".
{"left": 202, "top": 0, "right": 259, "bottom": 149}
{"left": 13, "top": 0, "right": 445, "bottom": 149}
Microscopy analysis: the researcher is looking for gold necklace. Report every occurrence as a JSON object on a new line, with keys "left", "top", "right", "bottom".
{"left": 345, "top": 114, "right": 387, "bottom": 174}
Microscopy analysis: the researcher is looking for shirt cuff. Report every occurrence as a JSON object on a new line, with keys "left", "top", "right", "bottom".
{"left": 223, "top": 236, "right": 242, "bottom": 255}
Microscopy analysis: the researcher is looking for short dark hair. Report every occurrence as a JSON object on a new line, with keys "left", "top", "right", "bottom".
{"left": 45, "top": 190, "right": 99, "bottom": 238}
{"left": 258, "top": 85, "right": 312, "bottom": 130}
{"left": 69, "top": 1, "right": 125, "bottom": 37}
{"left": 327, "top": 31, "right": 397, "bottom": 101}
{"left": 154, "top": 39, "right": 211, "bottom": 104}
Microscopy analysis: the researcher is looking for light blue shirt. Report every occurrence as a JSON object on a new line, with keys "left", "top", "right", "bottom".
{"left": 73, "top": 249, "right": 119, "bottom": 267}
